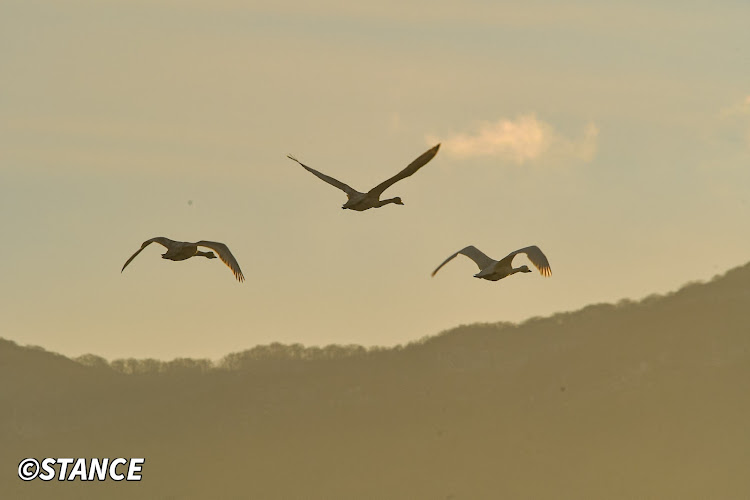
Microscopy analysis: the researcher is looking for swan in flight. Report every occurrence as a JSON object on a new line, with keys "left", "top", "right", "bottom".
{"left": 431, "top": 245, "right": 551, "bottom": 282}
{"left": 121, "top": 237, "right": 245, "bottom": 282}
{"left": 286, "top": 144, "right": 440, "bottom": 211}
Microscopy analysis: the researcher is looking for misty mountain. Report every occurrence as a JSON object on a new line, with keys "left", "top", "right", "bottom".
{"left": 2, "top": 263, "right": 749, "bottom": 499}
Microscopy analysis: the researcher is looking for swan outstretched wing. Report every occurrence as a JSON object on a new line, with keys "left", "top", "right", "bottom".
{"left": 368, "top": 144, "right": 440, "bottom": 198}
{"left": 287, "top": 155, "right": 358, "bottom": 197}
{"left": 498, "top": 246, "right": 552, "bottom": 277}
{"left": 431, "top": 245, "right": 495, "bottom": 277}
{"left": 196, "top": 241, "right": 245, "bottom": 282}
{"left": 121, "top": 237, "right": 176, "bottom": 273}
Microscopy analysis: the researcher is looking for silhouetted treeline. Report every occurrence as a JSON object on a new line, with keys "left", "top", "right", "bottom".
{"left": 68, "top": 343, "right": 388, "bottom": 375}
{"left": 2, "top": 263, "right": 750, "bottom": 499}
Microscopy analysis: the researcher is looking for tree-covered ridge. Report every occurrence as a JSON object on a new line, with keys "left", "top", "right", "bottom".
{"left": 2, "top": 262, "right": 748, "bottom": 499}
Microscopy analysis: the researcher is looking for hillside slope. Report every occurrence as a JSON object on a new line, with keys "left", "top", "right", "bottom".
{"left": 2, "top": 264, "right": 750, "bottom": 499}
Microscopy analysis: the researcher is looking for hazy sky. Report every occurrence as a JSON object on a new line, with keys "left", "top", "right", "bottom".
{"left": 2, "top": 0, "right": 749, "bottom": 360}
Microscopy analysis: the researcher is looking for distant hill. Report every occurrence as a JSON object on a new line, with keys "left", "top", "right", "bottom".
{"left": 2, "top": 263, "right": 750, "bottom": 499}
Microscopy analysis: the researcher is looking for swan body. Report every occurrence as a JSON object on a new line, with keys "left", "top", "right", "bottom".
{"left": 287, "top": 144, "right": 440, "bottom": 211}
{"left": 432, "top": 245, "right": 551, "bottom": 281}
{"left": 121, "top": 237, "right": 245, "bottom": 282}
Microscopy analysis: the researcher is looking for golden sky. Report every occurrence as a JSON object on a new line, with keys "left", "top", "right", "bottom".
{"left": 1, "top": 0, "right": 749, "bottom": 359}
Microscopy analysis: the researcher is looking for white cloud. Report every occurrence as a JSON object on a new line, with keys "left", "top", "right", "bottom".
{"left": 427, "top": 114, "right": 598, "bottom": 164}
{"left": 719, "top": 95, "right": 750, "bottom": 118}
{"left": 716, "top": 96, "right": 750, "bottom": 149}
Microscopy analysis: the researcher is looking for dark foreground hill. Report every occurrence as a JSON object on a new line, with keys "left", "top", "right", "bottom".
{"left": 2, "top": 264, "right": 750, "bottom": 499}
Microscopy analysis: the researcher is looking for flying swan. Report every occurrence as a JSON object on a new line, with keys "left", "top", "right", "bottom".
{"left": 431, "top": 245, "right": 551, "bottom": 281}
{"left": 286, "top": 144, "right": 440, "bottom": 211}
{"left": 121, "top": 237, "right": 245, "bottom": 282}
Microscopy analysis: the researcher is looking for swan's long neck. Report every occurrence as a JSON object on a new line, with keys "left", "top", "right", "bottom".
{"left": 196, "top": 251, "right": 214, "bottom": 258}
{"left": 376, "top": 197, "right": 403, "bottom": 207}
